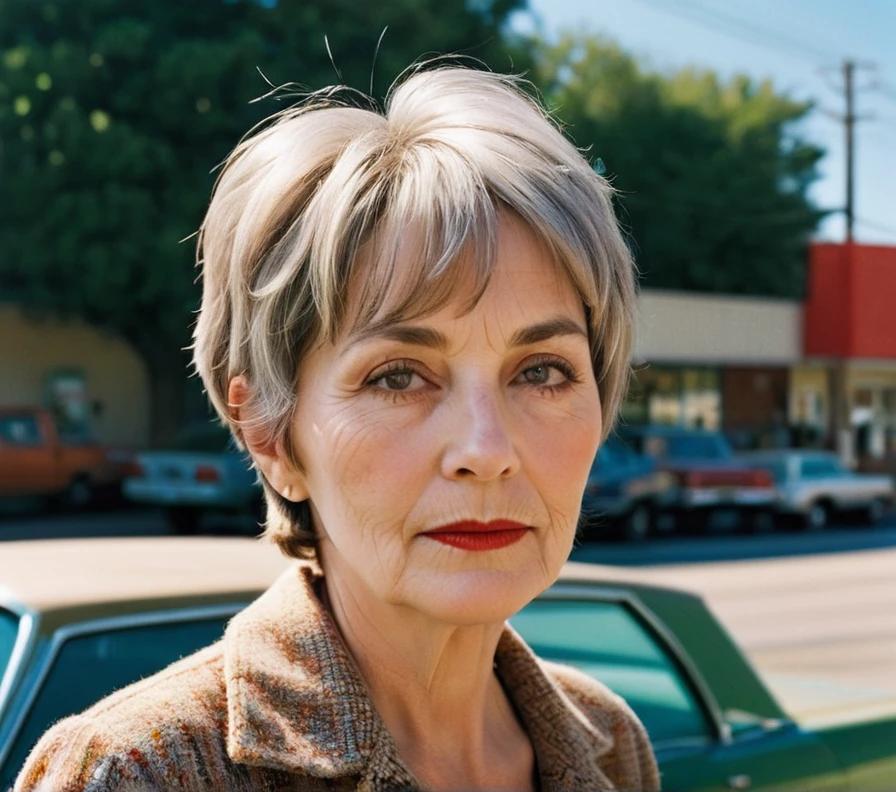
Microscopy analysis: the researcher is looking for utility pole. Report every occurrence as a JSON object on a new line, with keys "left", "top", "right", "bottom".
{"left": 819, "top": 59, "right": 876, "bottom": 243}
{"left": 818, "top": 59, "right": 875, "bottom": 464}
{"left": 843, "top": 60, "right": 855, "bottom": 242}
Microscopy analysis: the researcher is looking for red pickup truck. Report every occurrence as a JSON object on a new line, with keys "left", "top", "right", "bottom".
{"left": 619, "top": 424, "right": 777, "bottom": 532}
{"left": 0, "top": 406, "right": 128, "bottom": 507}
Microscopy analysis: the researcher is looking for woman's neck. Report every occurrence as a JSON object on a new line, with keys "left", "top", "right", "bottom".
{"left": 319, "top": 562, "right": 536, "bottom": 791}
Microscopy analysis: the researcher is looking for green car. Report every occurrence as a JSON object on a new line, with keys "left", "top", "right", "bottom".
{"left": 0, "top": 538, "right": 893, "bottom": 790}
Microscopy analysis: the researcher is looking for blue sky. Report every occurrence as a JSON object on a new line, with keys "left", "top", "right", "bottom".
{"left": 509, "top": 0, "right": 896, "bottom": 245}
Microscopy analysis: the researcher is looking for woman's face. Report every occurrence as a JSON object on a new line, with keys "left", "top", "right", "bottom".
{"left": 290, "top": 213, "right": 602, "bottom": 624}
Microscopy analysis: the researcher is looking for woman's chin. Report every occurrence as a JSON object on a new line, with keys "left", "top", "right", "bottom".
{"left": 400, "top": 565, "right": 553, "bottom": 626}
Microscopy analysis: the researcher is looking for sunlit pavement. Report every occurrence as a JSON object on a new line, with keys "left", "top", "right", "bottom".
{"left": 3, "top": 504, "right": 895, "bottom": 724}
{"left": 573, "top": 515, "right": 896, "bottom": 725}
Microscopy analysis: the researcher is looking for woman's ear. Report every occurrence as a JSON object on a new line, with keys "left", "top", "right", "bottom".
{"left": 227, "top": 375, "right": 309, "bottom": 502}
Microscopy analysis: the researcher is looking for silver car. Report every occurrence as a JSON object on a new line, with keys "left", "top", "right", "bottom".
{"left": 123, "top": 422, "right": 261, "bottom": 534}
{"left": 740, "top": 450, "right": 894, "bottom": 529}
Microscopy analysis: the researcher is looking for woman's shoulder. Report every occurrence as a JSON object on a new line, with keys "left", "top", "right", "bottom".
{"left": 13, "top": 640, "right": 245, "bottom": 792}
{"left": 539, "top": 659, "right": 661, "bottom": 791}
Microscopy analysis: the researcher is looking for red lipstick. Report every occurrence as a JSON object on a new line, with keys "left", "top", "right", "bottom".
{"left": 422, "top": 520, "right": 529, "bottom": 551}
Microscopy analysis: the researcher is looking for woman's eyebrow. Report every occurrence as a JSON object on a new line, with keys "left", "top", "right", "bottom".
{"left": 347, "top": 316, "right": 587, "bottom": 350}
{"left": 508, "top": 317, "right": 589, "bottom": 347}
{"left": 348, "top": 324, "right": 450, "bottom": 351}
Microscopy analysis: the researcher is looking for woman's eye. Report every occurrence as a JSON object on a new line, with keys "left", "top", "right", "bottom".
{"left": 515, "top": 359, "right": 577, "bottom": 389}
{"left": 521, "top": 365, "right": 553, "bottom": 385}
{"left": 368, "top": 367, "right": 425, "bottom": 392}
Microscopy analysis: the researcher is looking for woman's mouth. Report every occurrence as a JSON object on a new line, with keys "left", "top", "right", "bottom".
{"left": 421, "top": 519, "right": 530, "bottom": 551}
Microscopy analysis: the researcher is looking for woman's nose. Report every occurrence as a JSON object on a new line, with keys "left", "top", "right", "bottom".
{"left": 440, "top": 387, "right": 521, "bottom": 482}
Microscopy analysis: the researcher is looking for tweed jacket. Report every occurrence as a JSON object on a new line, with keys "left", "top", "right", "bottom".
{"left": 14, "top": 562, "right": 660, "bottom": 792}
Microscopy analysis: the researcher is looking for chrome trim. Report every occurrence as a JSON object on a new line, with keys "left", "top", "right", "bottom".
{"left": 650, "top": 735, "right": 714, "bottom": 754}
{"left": 0, "top": 602, "right": 249, "bottom": 772}
{"left": 0, "top": 595, "right": 37, "bottom": 733}
{"left": 540, "top": 581, "right": 733, "bottom": 745}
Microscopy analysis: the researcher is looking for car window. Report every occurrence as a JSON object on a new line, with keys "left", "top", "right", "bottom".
{"left": 510, "top": 598, "right": 712, "bottom": 746}
{"left": 0, "top": 415, "right": 41, "bottom": 446}
{"left": 0, "top": 609, "right": 18, "bottom": 678}
{"left": 3, "top": 616, "right": 230, "bottom": 788}
{"left": 665, "top": 433, "right": 731, "bottom": 460}
{"left": 800, "top": 456, "right": 844, "bottom": 478}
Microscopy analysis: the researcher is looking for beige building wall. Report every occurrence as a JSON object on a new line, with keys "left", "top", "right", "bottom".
{"left": 1, "top": 304, "right": 150, "bottom": 446}
{"left": 635, "top": 290, "right": 803, "bottom": 365}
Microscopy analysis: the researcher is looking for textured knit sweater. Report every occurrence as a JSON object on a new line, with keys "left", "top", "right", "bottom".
{"left": 14, "top": 562, "right": 660, "bottom": 792}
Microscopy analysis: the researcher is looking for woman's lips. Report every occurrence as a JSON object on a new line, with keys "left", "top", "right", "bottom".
{"left": 421, "top": 520, "right": 530, "bottom": 551}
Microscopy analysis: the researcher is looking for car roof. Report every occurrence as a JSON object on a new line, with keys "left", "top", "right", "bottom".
{"left": 0, "top": 538, "right": 694, "bottom": 621}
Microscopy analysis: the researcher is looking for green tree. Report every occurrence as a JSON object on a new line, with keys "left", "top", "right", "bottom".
{"left": 534, "top": 34, "right": 828, "bottom": 296}
{"left": 0, "top": 0, "right": 528, "bottom": 443}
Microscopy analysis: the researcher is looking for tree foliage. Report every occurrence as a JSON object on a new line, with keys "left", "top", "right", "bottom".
{"left": 2, "top": 10, "right": 830, "bottom": 440}
{"left": 534, "top": 34, "right": 828, "bottom": 296}
{"left": 0, "top": 0, "right": 528, "bottom": 441}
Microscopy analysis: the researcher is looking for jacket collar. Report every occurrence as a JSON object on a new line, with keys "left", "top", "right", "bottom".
{"left": 223, "top": 562, "right": 614, "bottom": 790}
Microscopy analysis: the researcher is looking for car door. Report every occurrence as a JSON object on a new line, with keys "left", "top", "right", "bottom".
{"left": 511, "top": 590, "right": 848, "bottom": 792}
{"left": 0, "top": 413, "right": 55, "bottom": 496}
{"left": 800, "top": 456, "right": 858, "bottom": 510}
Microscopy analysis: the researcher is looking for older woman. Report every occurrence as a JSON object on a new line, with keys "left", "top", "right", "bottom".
{"left": 16, "top": 67, "right": 659, "bottom": 791}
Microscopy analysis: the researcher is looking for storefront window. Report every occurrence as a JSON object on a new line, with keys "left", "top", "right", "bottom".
{"left": 851, "top": 385, "right": 896, "bottom": 461}
{"left": 884, "top": 389, "right": 896, "bottom": 456}
{"left": 622, "top": 366, "right": 720, "bottom": 430}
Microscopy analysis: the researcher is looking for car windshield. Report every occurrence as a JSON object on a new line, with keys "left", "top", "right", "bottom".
{"left": 0, "top": 608, "right": 19, "bottom": 678}
{"left": 2, "top": 615, "right": 230, "bottom": 789}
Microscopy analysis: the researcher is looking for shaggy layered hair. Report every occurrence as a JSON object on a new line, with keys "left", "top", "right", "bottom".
{"left": 190, "top": 65, "right": 637, "bottom": 559}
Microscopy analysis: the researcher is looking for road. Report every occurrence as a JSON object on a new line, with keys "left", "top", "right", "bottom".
{"left": 3, "top": 503, "right": 896, "bottom": 724}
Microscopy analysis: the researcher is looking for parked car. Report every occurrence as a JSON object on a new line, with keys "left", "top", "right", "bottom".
{"left": 739, "top": 449, "right": 894, "bottom": 530}
{"left": 619, "top": 425, "right": 777, "bottom": 532}
{"left": 122, "top": 421, "right": 262, "bottom": 534}
{"left": 580, "top": 435, "right": 675, "bottom": 541}
{"left": 1, "top": 537, "right": 893, "bottom": 791}
{"left": 0, "top": 406, "right": 128, "bottom": 507}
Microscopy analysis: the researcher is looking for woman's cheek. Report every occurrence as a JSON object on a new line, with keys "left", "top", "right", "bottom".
{"left": 316, "top": 397, "right": 418, "bottom": 473}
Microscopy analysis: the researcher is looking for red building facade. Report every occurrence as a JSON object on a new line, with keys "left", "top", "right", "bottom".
{"left": 805, "top": 243, "right": 896, "bottom": 358}
{"left": 804, "top": 243, "right": 896, "bottom": 467}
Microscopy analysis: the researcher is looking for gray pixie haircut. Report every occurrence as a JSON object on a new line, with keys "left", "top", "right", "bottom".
{"left": 191, "top": 65, "right": 637, "bottom": 559}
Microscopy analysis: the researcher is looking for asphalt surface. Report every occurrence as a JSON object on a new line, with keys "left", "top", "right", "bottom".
{"left": 3, "top": 503, "right": 895, "bottom": 724}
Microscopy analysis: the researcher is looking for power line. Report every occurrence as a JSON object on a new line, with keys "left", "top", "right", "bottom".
{"left": 610, "top": 1, "right": 890, "bottom": 245}
{"left": 630, "top": 0, "right": 837, "bottom": 65}
{"left": 856, "top": 216, "right": 896, "bottom": 238}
